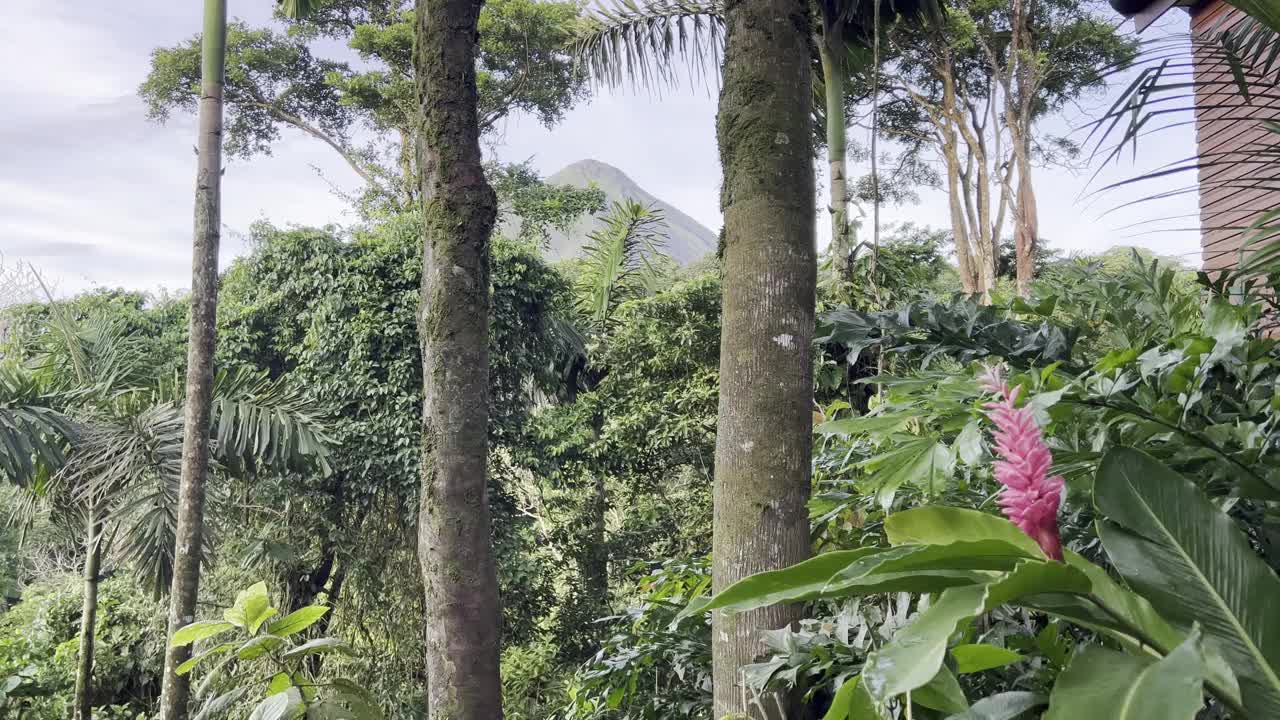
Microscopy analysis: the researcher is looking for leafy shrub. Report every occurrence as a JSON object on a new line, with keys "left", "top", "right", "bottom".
{"left": 0, "top": 575, "right": 165, "bottom": 719}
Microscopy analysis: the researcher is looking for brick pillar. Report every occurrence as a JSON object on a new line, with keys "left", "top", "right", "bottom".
{"left": 1192, "top": 0, "right": 1280, "bottom": 271}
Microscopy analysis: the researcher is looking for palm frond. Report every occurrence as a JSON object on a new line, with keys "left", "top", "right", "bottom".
{"left": 277, "top": 0, "right": 319, "bottom": 21}
{"left": 575, "top": 200, "right": 671, "bottom": 335}
{"left": 1228, "top": 0, "right": 1280, "bottom": 35}
{"left": 574, "top": 0, "right": 724, "bottom": 91}
{"left": 58, "top": 403, "right": 187, "bottom": 596}
{"left": 1086, "top": 16, "right": 1280, "bottom": 282}
{"left": 0, "top": 363, "right": 76, "bottom": 485}
{"left": 208, "top": 368, "right": 333, "bottom": 477}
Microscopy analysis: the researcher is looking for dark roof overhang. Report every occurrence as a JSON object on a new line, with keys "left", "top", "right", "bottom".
{"left": 1109, "top": 0, "right": 1193, "bottom": 32}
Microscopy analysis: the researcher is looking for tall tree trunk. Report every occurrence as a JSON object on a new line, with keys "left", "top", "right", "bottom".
{"left": 414, "top": 0, "right": 504, "bottom": 715}
{"left": 819, "top": 37, "right": 852, "bottom": 285}
{"left": 945, "top": 144, "right": 978, "bottom": 296}
{"left": 711, "top": 0, "right": 816, "bottom": 714}
{"left": 1013, "top": 161, "right": 1037, "bottom": 296}
{"left": 159, "top": 2, "right": 226, "bottom": 718}
{"left": 73, "top": 518, "right": 103, "bottom": 720}
{"left": 1009, "top": 0, "right": 1038, "bottom": 297}
{"left": 399, "top": 128, "right": 417, "bottom": 209}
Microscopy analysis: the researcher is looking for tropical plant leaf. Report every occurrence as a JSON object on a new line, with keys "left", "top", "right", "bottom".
{"left": 861, "top": 561, "right": 1090, "bottom": 704}
{"left": 175, "top": 642, "right": 235, "bottom": 676}
{"left": 1043, "top": 629, "right": 1206, "bottom": 720}
{"left": 194, "top": 687, "right": 251, "bottom": 720}
{"left": 283, "top": 637, "right": 352, "bottom": 659}
{"left": 572, "top": 200, "right": 670, "bottom": 336}
{"left": 884, "top": 506, "right": 1046, "bottom": 559}
{"left": 823, "top": 675, "right": 882, "bottom": 720}
{"left": 225, "top": 581, "right": 274, "bottom": 630}
{"left": 1094, "top": 447, "right": 1280, "bottom": 716}
{"left": 950, "top": 644, "right": 1023, "bottom": 674}
{"left": 249, "top": 687, "right": 304, "bottom": 720}
{"left": 267, "top": 605, "right": 329, "bottom": 637}
{"left": 171, "top": 621, "right": 236, "bottom": 648}
{"left": 945, "top": 692, "right": 1046, "bottom": 720}
{"left": 914, "top": 666, "right": 968, "bottom": 714}
{"left": 574, "top": 0, "right": 724, "bottom": 91}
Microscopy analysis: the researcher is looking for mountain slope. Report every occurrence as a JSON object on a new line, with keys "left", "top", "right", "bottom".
{"left": 540, "top": 159, "right": 718, "bottom": 266}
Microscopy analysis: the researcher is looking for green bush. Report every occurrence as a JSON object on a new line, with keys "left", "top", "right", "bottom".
{"left": 0, "top": 575, "right": 164, "bottom": 718}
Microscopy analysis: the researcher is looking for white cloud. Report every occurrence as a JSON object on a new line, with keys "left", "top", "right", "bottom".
{"left": 0, "top": 0, "right": 1203, "bottom": 297}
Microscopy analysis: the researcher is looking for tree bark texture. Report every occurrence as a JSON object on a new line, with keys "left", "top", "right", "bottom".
{"left": 73, "top": 519, "right": 103, "bottom": 720}
{"left": 712, "top": 0, "right": 816, "bottom": 714}
{"left": 158, "top": 2, "right": 225, "bottom": 718}
{"left": 414, "top": 0, "right": 504, "bottom": 716}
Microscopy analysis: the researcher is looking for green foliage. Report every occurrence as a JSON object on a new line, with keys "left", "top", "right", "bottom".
{"left": 698, "top": 443, "right": 1280, "bottom": 718}
{"left": 140, "top": 22, "right": 353, "bottom": 159}
{"left": 818, "top": 297, "right": 1078, "bottom": 372}
{"left": 558, "top": 560, "right": 712, "bottom": 720}
{"left": 491, "top": 162, "right": 608, "bottom": 247}
{"left": 170, "top": 581, "right": 381, "bottom": 719}
{"left": 573, "top": 200, "right": 670, "bottom": 336}
{"left": 0, "top": 576, "right": 166, "bottom": 719}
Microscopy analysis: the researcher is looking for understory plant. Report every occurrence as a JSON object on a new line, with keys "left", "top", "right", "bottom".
{"left": 169, "top": 582, "right": 381, "bottom": 719}
{"left": 700, "top": 368, "right": 1280, "bottom": 718}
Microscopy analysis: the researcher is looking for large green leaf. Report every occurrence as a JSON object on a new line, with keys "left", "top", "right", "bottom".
{"left": 699, "top": 549, "right": 879, "bottom": 614}
{"left": 884, "top": 506, "right": 1044, "bottom": 559}
{"left": 862, "top": 562, "right": 1090, "bottom": 703}
{"left": 914, "top": 666, "right": 968, "bottom": 714}
{"left": 698, "top": 545, "right": 988, "bottom": 616}
{"left": 224, "top": 581, "right": 277, "bottom": 633}
{"left": 951, "top": 644, "right": 1023, "bottom": 674}
{"left": 172, "top": 620, "right": 235, "bottom": 648}
{"left": 175, "top": 642, "right": 235, "bottom": 676}
{"left": 1044, "top": 629, "right": 1206, "bottom": 720}
{"left": 945, "top": 692, "right": 1045, "bottom": 720}
{"left": 283, "top": 637, "right": 352, "bottom": 659}
{"left": 1095, "top": 447, "right": 1280, "bottom": 716}
{"left": 267, "top": 606, "right": 329, "bottom": 638}
{"left": 249, "top": 687, "right": 304, "bottom": 720}
{"left": 822, "top": 676, "right": 883, "bottom": 720}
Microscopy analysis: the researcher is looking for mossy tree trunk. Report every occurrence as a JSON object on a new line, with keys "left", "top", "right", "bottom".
{"left": 414, "top": 0, "right": 505, "bottom": 716}
{"left": 73, "top": 517, "right": 103, "bottom": 720}
{"left": 159, "top": 2, "right": 226, "bottom": 717}
{"left": 711, "top": 0, "right": 816, "bottom": 714}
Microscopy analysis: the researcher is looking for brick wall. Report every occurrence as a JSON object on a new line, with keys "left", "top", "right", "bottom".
{"left": 1192, "top": 0, "right": 1280, "bottom": 271}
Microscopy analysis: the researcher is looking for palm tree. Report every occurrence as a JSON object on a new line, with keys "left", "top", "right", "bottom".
{"left": 573, "top": 0, "right": 935, "bottom": 287}
{"left": 0, "top": 315, "right": 330, "bottom": 720}
{"left": 160, "top": 2, "right": 317, "bottom": 717}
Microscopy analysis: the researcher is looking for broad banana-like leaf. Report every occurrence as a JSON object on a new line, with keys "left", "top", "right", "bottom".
{"left": 945, "top": 692, "right": 1045, "bottom": 720}
{"left": 860, "top": 561, "right": 1090, "bottom": 703}
{"left": 823, "top": 676, "right": 883, "bottom": 720}
{"left": 1044, "top": 629, "right": 1206, "bottom": 720}
{"left": 1095, "top": 447, "right": 1280, "bottom": 717}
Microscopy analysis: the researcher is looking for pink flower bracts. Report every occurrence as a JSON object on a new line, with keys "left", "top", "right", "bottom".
{"left": 978, "top": 365, "right": 1065, "bottom": 561}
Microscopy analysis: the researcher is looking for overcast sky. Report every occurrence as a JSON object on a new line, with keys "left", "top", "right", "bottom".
{"left": 0, "top": 1, "right": 1200, "bottom": 297}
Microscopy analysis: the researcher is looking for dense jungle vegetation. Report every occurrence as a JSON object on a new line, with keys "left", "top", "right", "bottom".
{"left": 6, "top": 0, "right": 1280, "bottom": 718}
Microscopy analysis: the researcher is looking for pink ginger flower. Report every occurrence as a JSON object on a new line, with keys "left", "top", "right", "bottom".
{"left": 978, "top": 365, "right": 1065, "bottom": 561}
